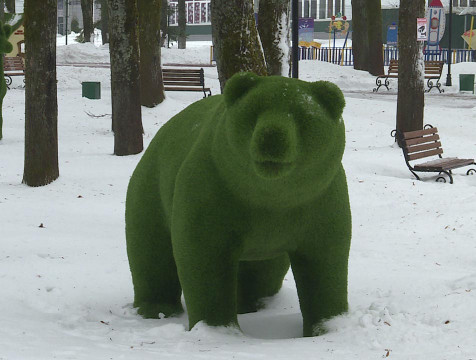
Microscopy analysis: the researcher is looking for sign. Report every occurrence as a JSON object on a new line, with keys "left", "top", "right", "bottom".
{"left": 417, "top": 18, "right": 428, "bottom": 41}
{"left": 387, "top": 24, "right": 398, "bottom": 46}
{"left": 298, "top": 18, "right": 314, "bottom": 43}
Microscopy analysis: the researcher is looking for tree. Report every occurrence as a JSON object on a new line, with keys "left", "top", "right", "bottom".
{"left": 211, "top": 0, "right": 267, "bottom": 92}
{"left": 177, "top": 0, "right": 186, "bottom": 49}
{"left": 365, "top": 0, "right": 384, "bottom": 76}
{"left": 396, "top": 0, "right": 425, "bottom": 137}
{"left": 100, "top": 0, "right": 109, "bottom": 45}
{"left": 80, "top": 0, "right": 94, "bottom": 42}
{"left": 108, "top": 0, "right": 143, "bottom": 156}
{"left": 5, "top": 0, "right": 14, "bottom": 13}
{"left": 137, "top": 0, "right": 165, "bottom": 107}
{"left": 23, "top": 0, "right": 59, "bottom": 187}
{"left": 257, "top": 0, "right": 291, "bottom": 76}
{"left": 71, "top": 17, "right": 81, "bottom": 33}
{"left": 351, "top": 0, "right": 369, "bottom": 71}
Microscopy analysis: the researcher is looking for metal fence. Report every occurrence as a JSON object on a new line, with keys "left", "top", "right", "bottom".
{"left": 298, "top": 46, "right": 476, "bottom": 66}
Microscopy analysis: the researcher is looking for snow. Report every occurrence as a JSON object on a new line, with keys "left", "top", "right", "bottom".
{"left": 1, "top": 40, "right": 476, "bottom": 359}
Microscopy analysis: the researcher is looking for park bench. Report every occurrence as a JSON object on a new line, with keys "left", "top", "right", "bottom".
{"left": 373, "top": 60, "right": 444, "bottom": 93}
{"left": 162, "top": 68, "right": 211, "bottom": 98}
{"left": 397, "top": 125, "right": 476, "bottom": 184}
{"left": 3, "top": 56, "right": 25, "bottom": 90}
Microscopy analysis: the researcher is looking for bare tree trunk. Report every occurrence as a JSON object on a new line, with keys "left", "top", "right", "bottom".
{"left": 23, "top": 0, "right": 59, "bottom": 187}
{"left": 108, "top": 0, "right": 143, "bottom": 156}
{"left": 365, "top": 0, "right": 384, "bottom": 76}
{"left": 178, "top": 0, "right": 186, "bottom": 49}
{"left": 396, "top": 0, "right": 425, "bottom": 137}
{"left": 5, "top": 0, "right": 14, "bottom": 13}
{"left": 351, "top": 0, "right": 369, "bottom": 71}
{"left": 211, "top": 0, "right": 267, "bottom": 92}
{"left": 81, "top": 0, "right": 94, "bottom": 42}
{"left": 101, "top": 0, "right": 109, "bottom": 44}
{"left": 257, "top": 0, "right": 291, "bottom": 76}
{"left": 137, "top": 0, "right": 165, "bottom": 107}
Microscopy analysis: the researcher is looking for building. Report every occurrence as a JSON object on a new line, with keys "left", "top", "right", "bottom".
{"left": 57, "top": 0, "right": 102, "bottom": 35}
{"left": 168, "top": 0, "right": 348, "bottom": 27}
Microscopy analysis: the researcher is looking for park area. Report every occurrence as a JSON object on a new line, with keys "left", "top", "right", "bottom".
{"left": 1, "top": 41, "right": 476, "bottom": 359}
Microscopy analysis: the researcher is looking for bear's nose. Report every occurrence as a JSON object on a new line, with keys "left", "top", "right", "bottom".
{"left": 250, "top": 118, "right": 297, "bottom": 164}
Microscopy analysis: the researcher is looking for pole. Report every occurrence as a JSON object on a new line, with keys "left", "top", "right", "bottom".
{"left": 446, "top": 0, "right": 453, "bottom": 86}
{"left": 292, "top": 0, "right": 299, "bottom": 78}
{"left": 65, "top": 0, "right": 69, "bottom": 45}
{"left": 468, "top": 16, "right": 474, "bottom": 50}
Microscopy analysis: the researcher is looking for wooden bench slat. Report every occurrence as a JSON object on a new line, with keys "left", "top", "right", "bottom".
{"left": 164, "top": 86, "right": 211, "bottom": 92}
{"left": 403, "top": 127, "right": 438, "bottom": 139}
{"left": 407, "top": 148, "right": 443, "bottom": 161}
{"left": 414, "top": 157, "right": 475, "bottom": 171}
{"left": 406, "top": 141, "right": 442, "bottom": 154}
{"left": 405, "top": 133, "right": 440, "bottom": 146}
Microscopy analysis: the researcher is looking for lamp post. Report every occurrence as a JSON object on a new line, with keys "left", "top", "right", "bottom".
{"left": 445, "top": 0, "right": 453, "bottom": 86}
{"left": 65, "top": 0, "right": 69, "bottom": 45}
{"left": 291, "top": 0, "right": 299, "bottom": 78}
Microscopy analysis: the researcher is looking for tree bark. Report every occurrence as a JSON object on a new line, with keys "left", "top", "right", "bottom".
{"left": 257, "top": 0, "right": 291, "bottom": 76}
{"left": 137, "top": 0, "right": 165, "bottom": 107}
{"left": 108, "top": 0, "right": 143, "bottom": 156}
{"left": 5, "top": 0, "right": 14, "bottom": 13}
{"left": 23, "top": 0, "right": 59, "bottom": 187}
{"left": 396, "top": 0, "right": 425, "bottom": 137}
{"left": 351, "top": 0, "right": 369, "bottom": 71}
{"left": 365, "top": 0, "right": 384, "bottom": 76}
{"left": 211, "top": 0, "right": 267, "bottom": 92}
{"left": 101, "top": 0, "right": 109, "bottom": 45}
{"left": 81, "top": 0, "right": 94, "bottom": 42}
{"left": 178, "top": 0, "right": 186, "bottom": 49}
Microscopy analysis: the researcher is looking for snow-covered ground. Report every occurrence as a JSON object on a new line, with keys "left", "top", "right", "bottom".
{"left": 1, "top": 42, "right": 476, "bottom": 360}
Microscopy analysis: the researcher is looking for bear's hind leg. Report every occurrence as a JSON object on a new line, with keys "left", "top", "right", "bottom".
{"left": 237, "top": 255, "right": 290, "bottom": 314}
{"left": 126, "top": 182, "right": 183, "bottom": 319}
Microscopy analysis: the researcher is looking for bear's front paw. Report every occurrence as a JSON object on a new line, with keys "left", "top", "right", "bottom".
{"left": 303, "top": 321, "right": 329, "bottom": 337}
{"left": 134, "top": 301, "right": 184, "bottom": 319}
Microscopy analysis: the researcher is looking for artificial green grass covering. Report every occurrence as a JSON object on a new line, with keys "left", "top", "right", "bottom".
{"left": 125, "top": 72, "right": 352, "bottom": 337}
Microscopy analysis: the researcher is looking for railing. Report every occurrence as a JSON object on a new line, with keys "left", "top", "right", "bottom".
{"left": 299, "top": 46, "right": 476, "bottom": 66}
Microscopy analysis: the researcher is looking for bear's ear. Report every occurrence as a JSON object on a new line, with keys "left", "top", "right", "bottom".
{"left": 310, "top": 81, "right": 345, "bottom": 120}
{"left": 223, "top": 72, "right": 260, "bottom": 106}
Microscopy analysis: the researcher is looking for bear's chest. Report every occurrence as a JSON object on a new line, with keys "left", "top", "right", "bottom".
{"left": 238, "top": 209, "right": 311, "bottom": 261}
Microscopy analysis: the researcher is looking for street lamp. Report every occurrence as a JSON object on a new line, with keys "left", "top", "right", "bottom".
{"left": 292, "top": 0, "right": 298, "bottom": 78}
{"left": 446, "top": 0, "right": 453, "bottom": 86}
{"left": 65, "top": 0, "right": 69, "bottom": 45}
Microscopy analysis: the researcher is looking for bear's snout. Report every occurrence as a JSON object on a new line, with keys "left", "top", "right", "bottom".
{"left": 250, "top": 115, "right": 297, "bottom": 179}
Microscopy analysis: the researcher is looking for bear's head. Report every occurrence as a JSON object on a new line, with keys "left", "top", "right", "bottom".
{"left": 215, "top": 72, "right": 346, "bottom": 206}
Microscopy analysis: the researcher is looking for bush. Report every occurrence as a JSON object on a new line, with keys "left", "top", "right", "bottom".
{"left": 70, "top": 18, "right": 80, "bottom": 33}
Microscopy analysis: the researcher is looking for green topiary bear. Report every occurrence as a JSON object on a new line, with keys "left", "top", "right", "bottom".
{"left": 125, "top": 72, "right": 352, "bottom": 337}
{"left": 0, "top": 22, "right": 14, "bottom": 141}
